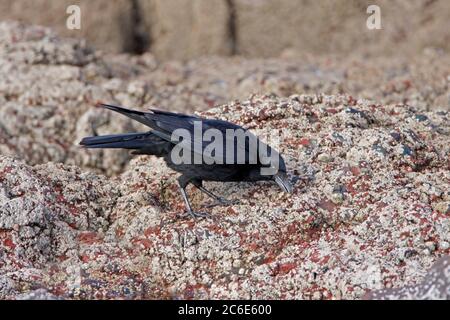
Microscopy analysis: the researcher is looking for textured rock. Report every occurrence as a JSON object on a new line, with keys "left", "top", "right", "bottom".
{"left": 125, "top": 53, "right": 450, "bottom": 111}
{"left": 366, "top": 256, "right": 450, "bottom": 299}
{"left": 0, "top": 156, "right": 117, "bottom": 268}
{"left": 2, "top": 1, "right": 449, "bottom": 59}
{"left": 1, "top": 22, "right": 449, "bottom": 299}
{"left": 0, "top": 0, "right": 134, "bottom": 53}
{"left": 1, "top": 94, "right": 449, "bottom": 299}
{"left": 138, "top": 0, "right": 232, "bottom": 60}
{"left": 0, "top": 22, "right": 448, "bottom": 181}
{"left": 0, "top": 22, "right": 137, "bottom": 175}
{"left": 16, "top": 288, "right": 62, "bottom": 300}
{"left": 235, "top": 0, "right": 450, "bottom": 58}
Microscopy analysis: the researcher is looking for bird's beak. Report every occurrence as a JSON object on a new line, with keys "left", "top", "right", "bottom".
{"left": 274, "top": 172, "right": 293, "bottom": 194}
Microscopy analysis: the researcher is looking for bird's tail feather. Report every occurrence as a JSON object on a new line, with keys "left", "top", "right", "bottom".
{"left": 79, "top": 132, "right": 153, "bottom": 149}
{"left": 95, "top": 103, "right": 174, "bottom": 141}
{"left": 97, "top": 103, "right": 156, "bottom": 129}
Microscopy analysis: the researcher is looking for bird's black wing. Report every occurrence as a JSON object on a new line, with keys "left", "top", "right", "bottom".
{"left": 79, "top": 131, "right": 171, "bottom": 156}
{"left": 98, "top": 103, "right": 260, "bottom": 164}
{"left": 146, "top": 109, "right": 263, "bottom": 164}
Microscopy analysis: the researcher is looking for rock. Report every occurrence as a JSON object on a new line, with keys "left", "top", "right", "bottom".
{"left": 0, "top": 0, "right": 134, "bottom": 53}
{"left": 0, "top": 21, "right": 96, "bottom": 66}
{"left": 1, "top": 93, "right": 449, "bottom": 299}
{"left": 1, "top": 1, "right": 449, "bottom": 60}
{"left": 317, "top": 153, "right": 333, "bottom": 163}
{"left": 138, "top": 0, "right": 232, "bottom": 60}
{"left": 0, "top": 22, "right": 448, "bottom": 179}
{"left": 234, "top": 0, "right": 450, "bottom": 58}
{"left": 0, "top": 157, "right": 118, "bottom": 269}
{"left": 1, "top": 22, "right": 450, "bottom": 299}
{"left": 16, "top": 289, "right": 62, "bottom": 300}
{"left": 366, "top": 256, "right": 450, "bottom": 300}
{"left": 0, "top": 22, "right": 141, "bottom": 176}
{"left": 440, "top": 242, "right": 450, "bottom": 251}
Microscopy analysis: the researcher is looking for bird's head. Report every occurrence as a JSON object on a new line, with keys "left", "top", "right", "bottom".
{"left": 271, "top": 156, "right": 293, "bottom": 194}
{"left": 253, "top": 151, "right": 293, "bottom": 194}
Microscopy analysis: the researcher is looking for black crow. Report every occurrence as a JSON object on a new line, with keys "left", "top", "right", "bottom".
{"left": 80, "top": 103, "right": 292, "bottom": 218}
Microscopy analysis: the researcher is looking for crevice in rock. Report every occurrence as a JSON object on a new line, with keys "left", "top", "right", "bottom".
{"left": 124, "top": 0, "right": 150, "bottom": 54}
{"left": 226, "top": 0, "right": 238, "bottom": 55}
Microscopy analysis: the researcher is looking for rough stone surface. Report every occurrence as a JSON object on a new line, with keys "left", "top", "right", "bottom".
{"left": 235, "top": 0, "right": 450, "bottom": 58}
{"left": 0, "top": 22, "right": 449, "bottom": 300}
{"left": 139, "top": 0, "right": 232, "bottom": 60}
{"left": 1, "top": 93, "right": 449, "bottom": 299}
{"left": 0, "top": 0, "right": 134, "bottom": 53}
{"left": 0, "top": 21, "right": 137, "bottom": 176}
{"left": 366, "top": 256, "right": 450, "bottom": 299}
{"left": 1, "top": 1, "right": 449, "bottom": 59}
{"left": 0, "top": 21, "right": 449, "bottom": 176}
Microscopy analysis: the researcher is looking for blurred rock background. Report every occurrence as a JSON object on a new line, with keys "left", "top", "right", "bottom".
{"left": 1, "top": 0, "right": 449, "bottom": 59}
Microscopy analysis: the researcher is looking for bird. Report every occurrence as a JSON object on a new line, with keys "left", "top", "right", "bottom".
{"left": 79, "top": 103, "right": 293, "bottom": 218}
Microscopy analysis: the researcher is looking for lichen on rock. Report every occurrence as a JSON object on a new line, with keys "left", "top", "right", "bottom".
{"left": 1, "top": 93, "right": 449, "bottom": 299}
{"left": 0, "top": 21, "right": 449, "bottom": 300}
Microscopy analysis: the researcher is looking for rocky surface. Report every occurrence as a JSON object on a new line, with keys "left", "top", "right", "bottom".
{"left": 1, "top": 1, "right": 450, "bottom": 59}
{"left": 1, "top": 22, "right": 449, "bottom": 177}
{"left": 1, "top": 93, "right": 449, "bottom": 299}
{"left": 0, "top": 22, "right": 449, "bottom": 299}
{"left": 366, "top": 256, "right": 450, "bottom": 299}
{"left": 139, "top": 0, "right": 232, "bottom": 59}
{"left": 234, "top": 0, "right": 450, "bottom": 59}
{"left": 0, "top": 21, "right": 147, "bottom": 176}
{"left": 0, "top": 0, "right": 136, "bottom": 53}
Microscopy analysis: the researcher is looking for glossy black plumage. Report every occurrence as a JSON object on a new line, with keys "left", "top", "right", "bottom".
{"left": 80, "top": 103, "right": 292, "bottom": 217}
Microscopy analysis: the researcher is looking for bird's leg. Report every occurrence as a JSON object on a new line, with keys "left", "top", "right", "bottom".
{"left": 192, "top": 181, "right": 239, "bottom": 207}
{"left": 177, "top": 179, "right": 209, "bottom": 218}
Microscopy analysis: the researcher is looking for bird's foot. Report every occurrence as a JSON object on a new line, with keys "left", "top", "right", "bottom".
{"left": 205, "top": 197, "right": 239, "bottom": 208}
